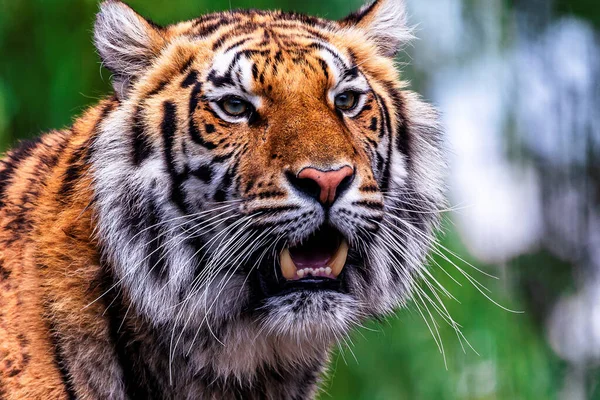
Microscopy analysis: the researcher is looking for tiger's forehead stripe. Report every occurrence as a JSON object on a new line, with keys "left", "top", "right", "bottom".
{"left": 189, "top": 10, "right": 334, "bottom": 46}
{"left": 202, "top": 27, "right": 361, "bottom": 100}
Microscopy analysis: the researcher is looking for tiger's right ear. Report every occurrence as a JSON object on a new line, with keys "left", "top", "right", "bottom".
{"left": 339, "top": 0, "right": 413, "bottom": 58}
{"left": 94, "top": 0, "right": 165, "bottom": 98}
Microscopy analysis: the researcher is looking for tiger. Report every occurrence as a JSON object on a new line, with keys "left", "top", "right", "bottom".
{"left": 0, "top": 0, "right": 445, "bottom": 398}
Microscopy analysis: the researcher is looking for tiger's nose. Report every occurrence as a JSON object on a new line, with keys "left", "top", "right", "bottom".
{"left": 289, "top": 166, "right": 355, "bottom": 206}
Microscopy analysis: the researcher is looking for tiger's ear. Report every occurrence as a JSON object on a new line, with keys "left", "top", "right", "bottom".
{"left": 339, "top": 0, "right": 412, "bottom": 58}
{"left": 94, "top": 0, "right": 165, "bottom": 98}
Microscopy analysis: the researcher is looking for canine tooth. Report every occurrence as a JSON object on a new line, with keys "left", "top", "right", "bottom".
{"left": 297, "top": 269, "right": 305, "bottom": 278}
{"left": 280, "top": 248, "right": 297, "bottom": 279}
{"left": 325, "top": 267, "right": 332, "bottom": 275}
{"left": 327, "top": 240, "right": 349, "bottom": 277}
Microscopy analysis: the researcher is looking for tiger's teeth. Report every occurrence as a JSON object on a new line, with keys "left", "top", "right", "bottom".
{"left": 280, "top": 248, "right": 297, "bottom": 279}
{"left": 327, "top": 240, "right": 349, "bottom": 278}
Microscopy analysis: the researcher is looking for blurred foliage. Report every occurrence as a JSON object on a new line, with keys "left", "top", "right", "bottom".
{"left": 1, "top": 0, "right": 599, "bottom": 399}
{"left": 555, "top": 0, "right": 600, "bottom": 28}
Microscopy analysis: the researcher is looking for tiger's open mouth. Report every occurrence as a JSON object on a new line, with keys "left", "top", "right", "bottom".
{"left": 252, "top": 225, "right": 350, "bottom": 297}
{"left": 279, "top": 225, "right": 349, "bottom": 282}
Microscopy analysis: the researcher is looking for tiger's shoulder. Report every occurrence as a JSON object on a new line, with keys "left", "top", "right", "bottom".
{"left": 0, "top": 99, "right": 119, "bottom": 399}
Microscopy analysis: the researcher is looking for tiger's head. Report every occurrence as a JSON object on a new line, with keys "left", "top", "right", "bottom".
{"left": 91, "top": 0, "right": 444, "bottom": 373}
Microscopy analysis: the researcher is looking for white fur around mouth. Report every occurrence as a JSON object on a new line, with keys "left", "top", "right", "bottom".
{"left": 279, "top": 240, "right": 349, "bottom": 281}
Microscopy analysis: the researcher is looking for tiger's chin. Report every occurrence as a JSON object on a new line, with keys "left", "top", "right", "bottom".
{"left": 251, "top": 225, "right": 364, "bottom": 342}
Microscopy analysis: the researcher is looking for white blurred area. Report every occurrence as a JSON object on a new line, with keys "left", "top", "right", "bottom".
{"left": 405, "top": 0, "right": 600, "bottom": 398}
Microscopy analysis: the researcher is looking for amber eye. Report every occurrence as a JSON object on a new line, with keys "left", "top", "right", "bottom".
{"left": 334, "top": 91, "right": 358, "bottom": 111}
{"left": 220, "top": 96, "right": 251, "bottom": 117}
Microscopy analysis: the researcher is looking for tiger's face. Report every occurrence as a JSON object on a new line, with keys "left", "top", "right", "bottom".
{"left": 92, "top": 0, "right": 444, "bottom": 364}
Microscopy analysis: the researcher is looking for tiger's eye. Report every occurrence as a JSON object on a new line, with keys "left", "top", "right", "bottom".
{"left": 222, "top": 97, "right": 249, "bottom": 116}
{"left": 334, "top": 91, "right": 358, "bottom": 111}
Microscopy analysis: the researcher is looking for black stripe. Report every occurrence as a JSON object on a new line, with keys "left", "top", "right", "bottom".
{"left": 0, "top": 258, "right": 9, "bottom": 281}
{"left": 146, "top": 80, "right": 168, "bottom": 97}
{"left": 224, "top": 37, "right": 252, "bottom": 52}
{"left": 131, "top": 106, "right": 153, "bottom": 165}
{"left": 205, "top": 124, "right": 216, "bottom": 134}
{"left": 376, "top": 152, "right": 385, "bottom": 174}
{"left": 359, "top": 184, "right": 379, "bottom": 193}
{"left": 194, "top": 19, "right": 232, "bottom": 37}
{"left": 213, "top": 35, "right": 251, "bottom": 52}
{"left": 240, "top": 48, "right": 271, "bottom": 58}
{"left": 211, "top": 151, "right": 235, "bottom": 164}
{"left": 122, "top": 194, "right": 147, "bottom": 233}
{"left": 391, "top": 90, "right": 413, "bottom": 166}
{"left": 377, "top": 105, "right": 388, "bottom": 139}
{"left": 307, "top": 42, "right": 347, "bottom": 69}
{"left": 247, "top": 205, "right": 300, "bottom": 215}
{"left": 369, "top": 117, "right": 378, "bottom": 132}
{"left": 365, "top": 136, "right": 378, "bottom": 149}
{"left": 244, "top": 179, "right": 255, "bottom": 193}
{"left": 341, "top": 65, "right": 359, "bottom": 80}
{"left": 352, "top": 200, "right": 384, "bottom": 210}
{"left": 145, "top": 200, "right": 169, "bottom": 280}
{"left": 207, "top": 69, "right": 234, "bottom": 88}
{"left": 48, "top": 322, "right": 77, "bottom": 400}
{"left": 213, "top": 166, "right": 235, "bottom": 202}
{"left": 181, "top": 70, "right": 199, "bottom": 88}
{"left": 251, "top": 217, "right": 298, "bottom": 228}
{"left": 188, "top": 83, "right": 218, "bottom": 150}
{"left": 191, "top": 14, "right": 227, "bottom": 27}
{"left": 254, "top": 190, "right": 286, "bottom": 200}
{"left": 161, "top": 101, "right": 189, "bottom": 213}
{"left": 0, "top": 137, "right": 42, "bottom": 209}
{"left": 374, "top": 93, "right": 393, "bottom": 192}
{"left": 190, "top": 164, "right": 213, "bottom": 183}
{"left": 179, "top": 55, "right": 196, "bottom": 74}
{"left": 274, "top": 50, "right": 283, "bottom": 64}
{"left": 317, "top": 58, "right": 329, "bottom": 81}
{"left": 60, "top": 102, "right": 114, "bottom": 201}
{"left": 201, "top": 103, "right": 225, "bottom": 121}
{"left": 59, "top": 140, "right": 91, "bottom": 202}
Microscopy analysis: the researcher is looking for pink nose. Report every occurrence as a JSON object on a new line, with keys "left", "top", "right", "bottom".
{"left": 297, "top": 166, "right": 354, "bottom": 205}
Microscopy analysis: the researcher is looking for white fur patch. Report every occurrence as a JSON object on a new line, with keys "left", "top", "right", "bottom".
{"left": 94, "top": 1, "right": 160, "bottom": 96}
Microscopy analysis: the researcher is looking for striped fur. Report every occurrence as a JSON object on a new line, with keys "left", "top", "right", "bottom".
{"left": 0, "top": 0, "right": 445, "bottom": 398}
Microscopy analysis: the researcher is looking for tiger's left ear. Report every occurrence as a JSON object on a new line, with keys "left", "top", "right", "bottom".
{"left": 94, "top": 0, "right": 166, "bottom": 98}
{"left": 339, "top": 0, "right": 412, "bottom": 57}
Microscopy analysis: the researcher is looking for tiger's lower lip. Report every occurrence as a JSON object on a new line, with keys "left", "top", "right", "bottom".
{"left": 279, "top": 240, "right": 349, "bottom": 281}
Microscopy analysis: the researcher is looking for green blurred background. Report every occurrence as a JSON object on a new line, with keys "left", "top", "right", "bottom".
{"left": 1, "top": 0, "right": 599, "bottom": 399}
